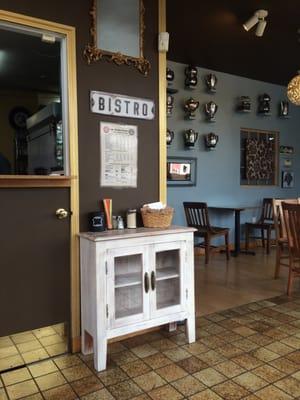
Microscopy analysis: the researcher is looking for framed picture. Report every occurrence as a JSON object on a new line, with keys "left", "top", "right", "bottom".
{"left": 282, "top": 171, "right": 294, "bottom": 188}
{"left": 167, "top": 157, "right": 197, "bottom": 186}
{"left": 280, "top": 145, "right": 294, "bottom": 154}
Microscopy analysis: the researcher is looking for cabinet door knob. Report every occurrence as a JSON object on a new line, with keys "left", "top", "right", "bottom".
{"left": 144, "top": 272, "right": 149, "bottom": 293}
{"left": 151, "top": 271, "right": 156, "bottom": 291}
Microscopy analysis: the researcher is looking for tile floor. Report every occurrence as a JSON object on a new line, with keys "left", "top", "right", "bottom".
{"left": 0, "top": 324, "right": 68, "bottom": 373}
{"left": 1, "top": 295, "right": 300, "bottom": 399}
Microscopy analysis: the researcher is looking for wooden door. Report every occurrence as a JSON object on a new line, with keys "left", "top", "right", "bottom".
{"left": 0, "top": 188, "right": 71, "bottom": 337}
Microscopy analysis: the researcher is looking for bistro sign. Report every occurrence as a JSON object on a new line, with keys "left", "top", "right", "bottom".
{"left": 90, "top": 90, "right": 155, "bottom": 120}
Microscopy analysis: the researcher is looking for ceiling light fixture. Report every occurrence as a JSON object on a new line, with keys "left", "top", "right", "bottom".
{"left": 243, "top": 10, "right": 268, "bottom": 37}
{"left": 287, "top": 71, "right": 300, "bottom": 105}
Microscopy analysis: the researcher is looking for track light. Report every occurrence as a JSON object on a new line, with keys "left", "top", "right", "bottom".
{"left": 243, "top": 10, "right": 268, "bottom": 37}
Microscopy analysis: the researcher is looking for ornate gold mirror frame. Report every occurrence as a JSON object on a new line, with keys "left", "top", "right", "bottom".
{"left": 84, "top": 0, "right": 151, "bottom": 76}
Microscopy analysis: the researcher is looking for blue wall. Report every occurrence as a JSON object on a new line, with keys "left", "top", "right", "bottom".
{"left": 167, "top": 61, "right": 300, "bottom": 242}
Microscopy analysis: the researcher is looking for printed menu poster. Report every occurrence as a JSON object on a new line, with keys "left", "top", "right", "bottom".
{"left": 100, "top": 122, "right": 138, "bottom": 187}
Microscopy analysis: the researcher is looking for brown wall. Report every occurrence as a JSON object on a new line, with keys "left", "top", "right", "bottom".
{"left": 0, "top": 0, "right": 159, "bottom": 230}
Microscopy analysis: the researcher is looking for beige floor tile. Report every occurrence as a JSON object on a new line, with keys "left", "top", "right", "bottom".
{"left": 97, "top": 366, "right": 128, "bottom": 386}
{"left": 169, "top": 333, "right": 188, "bottom": 346}
{"left": 156, "top": 364, "right": 187, "bottom": 382}
{"left": 21, "top": 394, "right": 43, "bottom": 400}
{"left": 252, "top": 364, "right": 285, "bottom": 383}
{"left": 196, "top": 350, "right": 226, "bottom": 366}
{"left": 248, "top": 334, "right": 273, "bottom": 346}
{"left": 143, "top": 353, "right": 172, "bottom": 369}
{"left": 250, "top": 348, "right": 279, "bottom": 362}
{"left": 38, "top": 335, "right": 64, "bottom": 347}
{"left": 110, "top": 350, "right": 138, "bottom": 366}
{"left": 171, "top": 375, "right": 205, "bottom": 397}
{"left": 0, "top": 338, "right": 13, "bottom": 349}
{"left": 265, "top": 341, "right": 294, "bottom": 356}
{"left": 176, "top": 356, "right": 208, "bottom": 374}
{"left": 16, "top": 341, "right": 42, "bottom": 354}
{"left": 189, "top": 388, "right": 222, "bottom": 399}
{"left": 233, "top": 372, "right": 268, "bottom": 392}
{"left": 0, "top": 388, "right": 7, "bottom": 400}
{"left": 107, "top": 379, "right": 143, "bottom": 400}
{"left": 42, "top": 383, "right": 77, "bottom": 400}
{"left": 200, "top": 336, "right": 227, "bottom": 350}
{"left": 1, "top": 367, "right": 31, "bottom": 386}
{"left": 133, "top": 371, "right": 166, "bottom": 392}
{"left": 274, "top": 376, "right": 300, "bottom": 397}
{"left": 148, "top": 384, "right": 183, "bottom": 400}
{"left": 53, "top": 354, "right": 82, "bottom": 369}
{"left": 81, "top": 388, "right": 115, "bottom": 400}
{"left": 193, "top": 367, "right": 226, "bottom": 387}
{"left": 33, "top": 328, "right": 56, "bottom": 339}
{"left": 269, "top": 357, "right": 299, "bottom": 374}
{"left": 232, "top": 326, "right": 256, "bottom": 337}
{"left": 71, "top": 375, "right": 103, "bottom": 397}
{"left": 214, "top": 360, "right": 246, "bottom": 378}
{"left": 29, "top": 360, "right": 58, "bottom": 378}
{"left": 213, "top": 380, "right": 250, "bottom": 400}
{"left": 255, "top": 385, "right": 293, "bottom": 400}
{"left": 35, "top": 371, "right": 66, "bottom": 391}
{"left": 182, "top": 342, "right": 208, "bottom": 355}
{"left": 11, "top": 333, "right": 36, "bottom": 345}
{"left": 0, "top": 346, "right": 18, "bottom": 360}
{"left": 281, "top": 336, "right": 300, "bottom": 349}
{"left": 162, "top": 347, "right": 190, "bottom": 362}
{"left": 61, "top": 363, "right": 92, "bottom": 382}
{"left": 6, "top": 380, "right": 38, "bottom": 400}
{"left": 120, "top": 359, "right": 151, "bottom": 378}
{"left": 22, "top": 349, "right": 49, "bottom": 364}
{"left": 0, "top": 355, "right": 24, "bottom": 371}
{"left": 232, "top": 338, "right": 259, "bottom": 352}
{"left": 130, "top": 344, "right": 158, "bottom": 359}
{"left": 286, "top": 350, "right": 300, "bottom": 364}
{"left": 218, "top": 344, "right": 243, "bottom": 359}
{"left": 150, "top": 339, "right": 177, "bottom": 352}
{"left": 232, "top": 354, "right": 263, "bottom": 370}
{"left": 44, "top": 343, "right": 67, "bottom": 357}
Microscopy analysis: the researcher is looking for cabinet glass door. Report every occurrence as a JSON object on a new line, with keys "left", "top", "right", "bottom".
{"left": 108, "top": 246, "right": 149, "bottom": 328}
{"left": 151, "top": 243, "right": 184, "bottom": 317}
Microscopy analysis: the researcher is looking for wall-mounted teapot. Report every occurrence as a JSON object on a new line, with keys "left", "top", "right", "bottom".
{"left": 184, "top": 98, "right": 199, "bottom": 120}
{"left": 204, "top": 133, "right": 219, "bottom": 151}
{"left": 184, "top": 129, "right": 198, "bottom": 149}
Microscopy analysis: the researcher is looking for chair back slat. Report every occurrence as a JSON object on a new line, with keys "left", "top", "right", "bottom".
{"left": 260, "top": 198, "right": 274, "bottom": 222}
{"left": 282, "top": 202, "right": 300, "bottom": 258}
{"left": 183, "top": 202, "right": 211, "bottom": 229}
{"left": 273, "top": 198, "right": 299, "bottom": 240}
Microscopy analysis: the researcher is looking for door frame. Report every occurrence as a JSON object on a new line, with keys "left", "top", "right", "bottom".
{"left": 0, "top": 10, "right": 80, "bottom": 352}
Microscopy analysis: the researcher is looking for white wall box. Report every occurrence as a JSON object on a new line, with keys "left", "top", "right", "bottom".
{"left": 79, "top": 226, "right": 196, "bottom": 371}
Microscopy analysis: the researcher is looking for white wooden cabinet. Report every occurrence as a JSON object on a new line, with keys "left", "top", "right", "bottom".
{"left": 79, "top": 226, "right": 196, "bottom": 371}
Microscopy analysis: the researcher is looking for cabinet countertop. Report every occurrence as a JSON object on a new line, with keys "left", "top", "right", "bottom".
{"left": 79, "top": 225, "right": 196, "bottom": 242}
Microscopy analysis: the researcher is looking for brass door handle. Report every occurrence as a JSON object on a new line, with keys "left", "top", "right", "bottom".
{"left": 56, "top": 208, "right": 69, "bottom": 219}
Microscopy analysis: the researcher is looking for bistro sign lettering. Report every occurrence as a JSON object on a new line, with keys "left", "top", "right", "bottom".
{"left": 90, "top": 90, "right": 155, "bottom": 120}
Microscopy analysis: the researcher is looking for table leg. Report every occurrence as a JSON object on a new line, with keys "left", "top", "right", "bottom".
{"left": 232, "top": 210, "right": 255, "bottom": 257}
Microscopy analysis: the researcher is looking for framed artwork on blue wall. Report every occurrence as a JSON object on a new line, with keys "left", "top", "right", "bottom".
{"left": 282, "top": 171, "right": 294, "bottom": 188}
{"left": 167, "top": 157, "right": 197, "bottom": 186}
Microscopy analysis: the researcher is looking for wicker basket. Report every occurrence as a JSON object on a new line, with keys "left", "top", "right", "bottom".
{"left": 140, "top": 206, "right": 174, "bottom": 228}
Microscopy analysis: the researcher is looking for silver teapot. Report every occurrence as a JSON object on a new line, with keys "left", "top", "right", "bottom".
{"left": 204, "top": 133, "right": 219, "bottom": 150}
{"left": 184, "top": 129, "right": 198, "bottom": 149}
{"left": 204, "top": 101, "right": 218, "bottom": 121}
{"left": 279, "top": 100, "right": 289, "bottom": 117}
{"left": 184, "top": 98, "right": 200, "bottom": 119}
{"left": 167, "top": 94, "right": 174, "bottom": 117}
{"left": 205, "top": 73, "right": 218, "bottom": 93}
{"left": 166, "top": 129, "right": 174, "bottom": 146}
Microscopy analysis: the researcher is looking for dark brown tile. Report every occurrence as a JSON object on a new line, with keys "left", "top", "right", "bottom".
{"left": 252, "top": 365, "right": 286, "bottom": 383}
{"left": 61, "top": 363, "right": 92, "bottom": 382}
{"left": 120, "top": 359, "right": 151, "bottom": 378}
{"left": 176, "top": 356, "right": 208, "bottom": 374}
{"left": 269, "top": 357, "right": 299, "bottom": 374}
{"left": 108, "top": 379, "right": 142, "bottom": 400}
{"left": 213, "top": 380, "right": 250, "bottom": 400}
{"left": 42, "top": 383, "right": 78, "bottom": 400}
{"left": 71, "top": 375, "right": 103, "bottom": 397}
{"left": 97, "top": 366, "right": 128, "bottom": 386}
{"left": 274, "top": 376, "right": 300, "bottom": 397}
{"left": 148, "top": 384, "right": 183, "bottom": 400}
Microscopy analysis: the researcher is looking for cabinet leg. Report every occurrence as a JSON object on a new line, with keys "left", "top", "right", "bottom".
{"left": 186, "top": 316, "right": 196, "bottom": 343}
{"left": 81, "top": 330, "right": 93, "bottom": 355}
{"left": 94, "top": 337, "right": 107, "bottom": 372}
{"left": 168, "top": 322, "right": 177, "bottom": 332}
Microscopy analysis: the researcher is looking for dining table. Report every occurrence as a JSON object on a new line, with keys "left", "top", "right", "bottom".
{"left": 208, "top": 206, "right": 257, "bottom": 257}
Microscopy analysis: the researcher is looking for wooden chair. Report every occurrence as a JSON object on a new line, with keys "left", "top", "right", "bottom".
{"left": 245, "top": 198, "right": 274, "bottom": 254}
{"left": 183, "top": 202, "right": 230, "bottom": 264}
{"left": 282, "top": 202, "right": 300, "bottom": 296}
{"left": 273, "top": 198, "right": 300, "bottom": 279}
